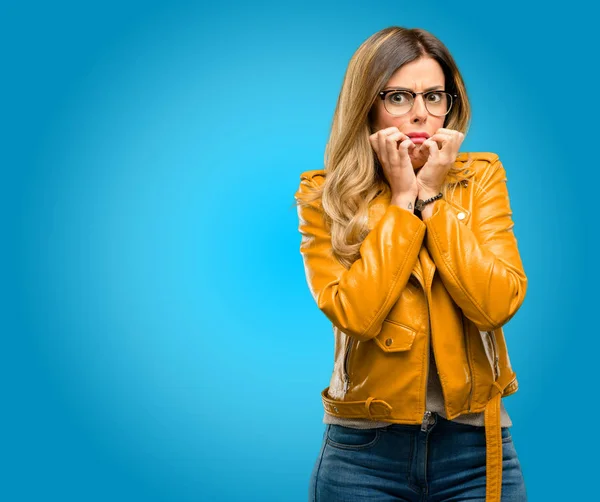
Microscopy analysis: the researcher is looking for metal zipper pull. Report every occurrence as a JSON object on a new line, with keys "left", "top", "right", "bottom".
{"left": 421, "top": 411, "right": 434, "bottom": 432}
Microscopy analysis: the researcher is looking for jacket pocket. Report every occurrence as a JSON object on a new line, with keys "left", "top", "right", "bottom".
{"left": 373, "top": 319, "right": 417, "bottom": 353}
{"left": 480, "top": 330, "right": 500, "bottom": 380}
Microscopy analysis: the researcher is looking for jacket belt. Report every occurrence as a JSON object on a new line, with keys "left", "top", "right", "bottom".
{"left": 321, "top": 388, "right": 393, "bottom": 419}
{"left": 484, "top": 380, "right": 506, "bottom": 502}
{"left": 321, "top": 383, "right": 508, "bottom": 502}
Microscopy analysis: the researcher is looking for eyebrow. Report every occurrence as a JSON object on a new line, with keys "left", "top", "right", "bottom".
{"left": 383, "top": 85, "right": 445, "bottom": 92}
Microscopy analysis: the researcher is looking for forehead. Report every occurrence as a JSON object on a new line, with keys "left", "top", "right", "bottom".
{"left": 384, "top": 57, "right": 445, "bottom": 89}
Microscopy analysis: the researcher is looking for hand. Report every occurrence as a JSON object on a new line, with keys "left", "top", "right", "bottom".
{"left": 369, "top": 127, "right": 419, "bottom": 198}
{"left": 416, "top": 128, "right": 465, "bottom": 195}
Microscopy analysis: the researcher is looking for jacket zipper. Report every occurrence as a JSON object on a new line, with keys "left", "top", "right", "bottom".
{"left": 464, "top": 319, "right": 475, "bottom": 412}
{"left": 422, "top": 275, "right": 432, "bottom": 421}
{"left": 487, "top": 330, "right": 500, "bottom": 380}
{"left": 342, "top": 336, "right": 354, "bottom": 393}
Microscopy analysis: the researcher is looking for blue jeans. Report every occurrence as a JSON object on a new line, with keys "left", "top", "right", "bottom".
{"left": 309, "top": 412, "right": 527, "bottom": 501}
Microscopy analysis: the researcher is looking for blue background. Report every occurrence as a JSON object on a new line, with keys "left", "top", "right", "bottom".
{"left": 2, "top": 1, "right": 595, "bottom": 500}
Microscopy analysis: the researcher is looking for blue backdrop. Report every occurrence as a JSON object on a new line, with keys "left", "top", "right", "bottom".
{"left": 2, "top": 1, "right": 596, "bottom": 500}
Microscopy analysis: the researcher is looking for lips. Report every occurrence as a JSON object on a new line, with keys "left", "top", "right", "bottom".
{"left": 406, "top": 132, "right": 429, "bottom": 146}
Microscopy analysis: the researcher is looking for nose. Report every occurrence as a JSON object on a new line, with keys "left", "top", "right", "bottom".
{"left": 410, "top": 94, "right": 428, "bottom": 123}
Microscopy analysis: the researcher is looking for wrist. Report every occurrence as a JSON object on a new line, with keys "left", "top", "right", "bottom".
{"left": 415, "top": 190, "right": 443, "bottom": 214}
{"left": 417, "top": 187, "right": 441, "bottom": 200}
{"left": 420, "top": 203, "right": 435, "bottom": 221}
{"left": 390, "top": 193, "right": 417, "bottom": 213}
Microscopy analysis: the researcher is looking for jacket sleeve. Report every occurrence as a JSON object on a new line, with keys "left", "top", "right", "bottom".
{"left": 295, "top": 173, "right": 426, "bottom": 342}
{"left": 424, "top": 159, "right": 527, "bottom": 331}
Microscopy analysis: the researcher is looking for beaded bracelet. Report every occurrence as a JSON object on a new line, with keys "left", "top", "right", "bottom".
{"left": 415, "top": 192, "right": 443, "bottom": 212}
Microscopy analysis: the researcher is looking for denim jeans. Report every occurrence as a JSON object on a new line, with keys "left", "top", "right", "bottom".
{"left": 309, "top": 412, "right": 527, "bottom": 501}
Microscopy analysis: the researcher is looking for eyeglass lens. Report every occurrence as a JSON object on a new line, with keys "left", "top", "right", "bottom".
{"left": 384, "top": 91, "right": 452, "bottom": 117}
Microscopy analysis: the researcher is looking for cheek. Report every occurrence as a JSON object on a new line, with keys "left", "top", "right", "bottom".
{"left": 374, "top": 116, "right": 409, "bottom": 132}
{"left": 372, "top": 104, "right": 408, "bottom": 132}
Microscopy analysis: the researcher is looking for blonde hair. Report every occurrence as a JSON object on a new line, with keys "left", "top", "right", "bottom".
{"left": 296, "top": 26, "right": 475, "bottom": 269}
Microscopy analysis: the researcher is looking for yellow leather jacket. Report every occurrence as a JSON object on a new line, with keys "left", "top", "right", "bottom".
{"left": 295, "top": 152, "right": 527, "bottom": 502}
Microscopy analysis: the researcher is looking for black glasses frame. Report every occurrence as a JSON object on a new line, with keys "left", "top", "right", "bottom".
{"left": 378, "top": 89, "right": 459, "bottom": 117}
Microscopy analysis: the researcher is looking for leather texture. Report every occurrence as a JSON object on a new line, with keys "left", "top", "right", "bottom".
{"left": 295, "top": 152, "right": 528, "bottom": 502}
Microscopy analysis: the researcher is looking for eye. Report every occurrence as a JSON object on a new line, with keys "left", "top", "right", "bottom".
{"left": 426, "top": 92, "right": 443, "bottom": 102}
{"left": 389, "top": 91, "right": 410, "bottom": 104}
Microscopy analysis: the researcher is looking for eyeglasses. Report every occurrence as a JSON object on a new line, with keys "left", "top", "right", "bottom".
{"left": 378, "top": 89, "right": 458, "bottom": 117}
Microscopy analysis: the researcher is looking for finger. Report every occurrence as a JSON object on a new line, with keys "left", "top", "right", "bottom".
{"left": 392, "top": 132, "right": 416, "bottom": 156}
{"left": 378, "top": 130, "right": 401, "bottom": 168}
{"left": 432, "top": 129, "right": 464, "bottom": 146}
{"left": 429, "top": 132, "right": 463, "bottom": 162}
{"left": 388, "top": 128, "right": 412, "bottom": 144}
{"left": 381, "top": 127, "right": 402, "bottom": 136}
{"left": 385, "top": 131, "right": 405, "bottom": 166}
{"left": 381, "top": 127, "right": 415, "bottom": 145}
{"left": 428, "top": 132, "right": 453, "bottom": 149}
{"left": 369, "top": 134, "right": 380, "bottom": 156}
{"left": 421, "top": 138, "right": 439, "bottom": 161}
{"left": 369, "top": 133, "right": 386, "bottom": 160}
{"left": 424, "top": 138, "right": 439, "bottom": 151}
{"left": 377, "top": 132, "right": 390, "bottom": 168}
{"left": 434, "top": 127, "right": 458, "bottom": 134}
{"left": 399, "top": 138, "right": 416, "bottom": 156}
{"left": 376, "top": 127, "right": 413, "bottom": 143}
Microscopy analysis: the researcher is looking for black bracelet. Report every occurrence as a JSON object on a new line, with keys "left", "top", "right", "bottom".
{"left": 415, "top": 192, "right": 443, "bottom": 212}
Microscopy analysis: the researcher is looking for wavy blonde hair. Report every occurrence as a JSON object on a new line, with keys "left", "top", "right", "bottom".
{"left": 296, "top": 26, "right": 474, "bottom": 269}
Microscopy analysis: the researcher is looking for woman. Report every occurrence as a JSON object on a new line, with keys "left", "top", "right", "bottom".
{"left": 294, "top": 27, "right": 528, "bottom": 502}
